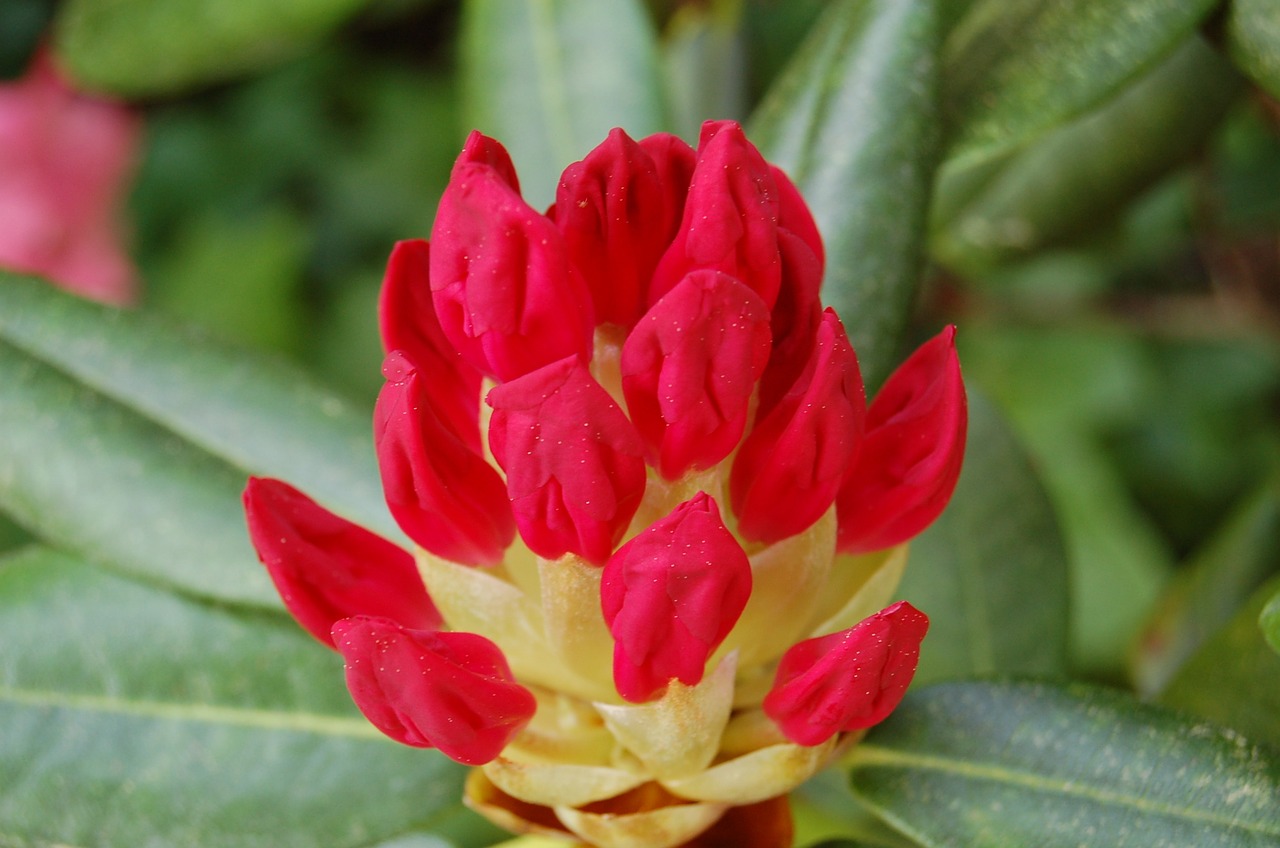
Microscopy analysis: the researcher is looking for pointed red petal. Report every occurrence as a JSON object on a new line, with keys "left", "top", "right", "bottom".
{"left": 430, "top": 161, "right": 592, "bottom": 381}
{"left": 243, "top": 477, "right": 440, "bottom": 648}
{"left": 836, "top": 326, "right": 967, "bottom": 553}
{"left": 456, "top": 129, "right": 520, "bottom": 192}
{"left": 378, "top": 239, "right": 484, "bottom": 452}
{"left": 555, "top": 128, "right": 676, "bottom": 328}
{"left": 375, "top": 352, "right": 515, "bottom": 565}
{"left": 731, "top": 309, "right": 866, "bottom": 543}
{"left": 763, "top": 601, "right": 929, "bottom": 746}
{"left": 333, "top": 616, "right": 536, "bottom": 765}
{"left": 649, "top": 120, "right": 785, "bottom": 310}
{"left": 621, "top": 269, "right": 772, "bottom": 479}
{"left": 487, "top": 357, "right": 646, "bottom": 565}
{"left": 600, "top": 493, "right": 751, "bottom": 702}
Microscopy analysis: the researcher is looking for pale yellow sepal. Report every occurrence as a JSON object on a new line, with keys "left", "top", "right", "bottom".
{"left": 718, "top": 509, "right": 836, "bottom": 668}
{"left": 805, "top": 544, "right": 909, "bottom": 637}
{"left": 554, "top": 799, "right": 727, "bottom": 848}
{"left": 484, "top": 757, "right": 648, "bottom": 807}
{"left": 594, "top": 654, "right": 736, "bottom": 779}
{"left": 417, "top": 550, "right": 601, "bottom": 701}
{"left": 659, "top": 737, "right": 837, "bottom": 805}
{"left": 505, "top": 686, "right": 617, "bottom": 765}
{"left": 538, "top": 554, "right": 615, "bottom": 698}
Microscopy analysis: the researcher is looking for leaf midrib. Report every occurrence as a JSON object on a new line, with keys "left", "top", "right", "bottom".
{"left": 0, "top": 686, "right": 380, "bottom": 740}
{"left": 851, "top": 743, "right": 1280, "bottom": 835}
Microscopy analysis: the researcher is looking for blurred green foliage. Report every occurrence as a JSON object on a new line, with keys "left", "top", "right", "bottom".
{"left": 3, "top": 0, "right": 1280, "bottom": 844}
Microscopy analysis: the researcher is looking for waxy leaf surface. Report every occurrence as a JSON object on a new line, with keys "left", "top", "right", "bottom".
{"left": 851, "top": 680, "right": 1280, "bottom": 847}
{"left": 0, "top": 274, "right": 394, "bottom": 607}
{"left": 0, "top": 546, "right": 493, "bottom": 848}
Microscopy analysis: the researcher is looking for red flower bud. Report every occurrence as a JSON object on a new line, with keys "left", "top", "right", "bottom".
{"left": 621, "top": 270, "right": 772, "bottom": 479}
{"left": 649, "top": 120, "right": 784, "bottom": 310}
{"left": 555, "top": 128, "right": 678, "bottom": 328}
{"left": 836, "top": 326, "right": 967, "bottom": 554}
{"left": 430, "top": 161, "right": 592, "bottom": 381}
{"left": 742, "top": 165, "right": 825, "bottom": 418}
{"left": 638, "top": 131, "right": 697, "bottom": 226}
{"left": 333, "top": 616, "right": 536, "bottom": 765}
{"left": 600, "top": 493, "right": 751, "bottom": 702}
{"left": 243, "top": 477, "right": 441, "bottom": 648}
{"left": 375, "top": 352, "right": 515, "bottom": 565}
{"left": 763, "top": 601, "right": 928, "bottom": 746}
{"left": 771, "top": 165, "right": 824, "bottom": 273}
{"left": 731, "top": 310, "right": 866, "bottom": 543}
{"left": 487, "top": 357, "right": 647, "bottom": 565}
{"left": 378, "top": 239, "right": 483, "bottom": 452}
{"left": 456, "top": 129, "right": 521, "bottom": 192}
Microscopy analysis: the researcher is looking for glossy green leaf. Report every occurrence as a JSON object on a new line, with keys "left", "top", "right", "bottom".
{"left": 1134, "top": 475, "right": 1280, "bottom": 698}
{"left": 941, "top": 0, "right": 1219, "bottom": 166}
{"left": 0, "top": 545, "right": 488, "bottom": 848}
{"left": 900, "top": 388, "right": 1070, "bottom": 683}
{"left": 1161, "top": 575, "right": 1280, "bottom": 749}
{"left": 460, "top": 0, "right": 667, "bottom": 208}
{"left": 53, "top": 0, "right": 374, "bottom": 96}
{"left": 933, "top": 35, "right": 1241, "bottom": 271}
{"left": 851, "top": 680, "right": 1280, "bottom": 847}
{"left": 0, "top": 274, "right": 395, "bottom": 606}
{"left": 749, "top": 0, "right": 940, "bottom": 388}
{"left": 1226, "top": 0, "right": 1280, "bottom": 99}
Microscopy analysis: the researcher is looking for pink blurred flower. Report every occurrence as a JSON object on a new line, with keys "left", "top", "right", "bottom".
{"left": 0, "top": 50, "right": 140, "bottom": 304}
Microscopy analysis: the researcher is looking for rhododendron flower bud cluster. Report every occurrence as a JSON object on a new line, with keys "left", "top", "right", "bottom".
{"left": 0, "top": 50, "right": 139, "bottom": 304}
{"left": 245, "top": 120, "right": 967, "bottom": 848}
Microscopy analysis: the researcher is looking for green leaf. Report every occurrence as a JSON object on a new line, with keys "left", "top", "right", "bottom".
{"left": 0, "top": 545, "right": 484, "bottom": 848}
{"left": 941, "top": 0, "right": 1220, "bottom": 166}
{"left": 52, "top": 0, "right": 375, "bottom": 96}
{"left": 1161, "top": 575, "right": 1280, "bottom": 749}
{"left": 1226, "top": 0, "right": 1280, "bottom": 99}
{"left": 850, "top": 680, "right": 1280, "bottom": 847}
{"left": 460, "top": 0, "right": 667, "bottom": 208}
{"left": 1264, "top": 589, "right": 1280, "bottom": 655}
{"left": 900, "top": 388, "right": 1070, "bottom": 683}
{"left": 933, "top": 34, "right": 1241, "bottom": 272}
{"left": 0, "top": 275, "right": 395, "bottom": 606}
{"left": 1134, "top": 475, "right": 1280, "bottom": 698}
{"left": 749, "top": 0, "right": 941, "bottom": 388}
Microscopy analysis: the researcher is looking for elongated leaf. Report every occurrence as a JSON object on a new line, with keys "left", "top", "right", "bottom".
{"left": 933, "top": 34, "right": 1241, "bottom": 271}
{"left": 53, "top": 0, "right": 374, "bottom": 96}
{"left": 900, "top": 388, "right": 1070, "bottom": 683}
{"left": 0, "top": 274, "right": 393, "bottom": 536}
{"left": 0, "top": 545, "right": 487, "bottom": 848}
{"left": 749, "top": 0, "right": 940, "bottom": 387}
{"left": 460, "top": 0, "right": 667, "bottom": 208}
{"left": 0, "top": 275, "right": 396, "bottom": 606}
{"left": 941, "top": 0, "right": 1219, "bottom": 166}
{"left": 1134, "top": 475, "right": 1280, "bottom": 698}
{"left": 850, "top": 681, "right": 1280, "bottom": 847}
{"left": 1161, "top": 576, "right": 1280, "bottom": 749}
{"left": 1227, "top": 0, "right": 1280, "bottom": 99}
